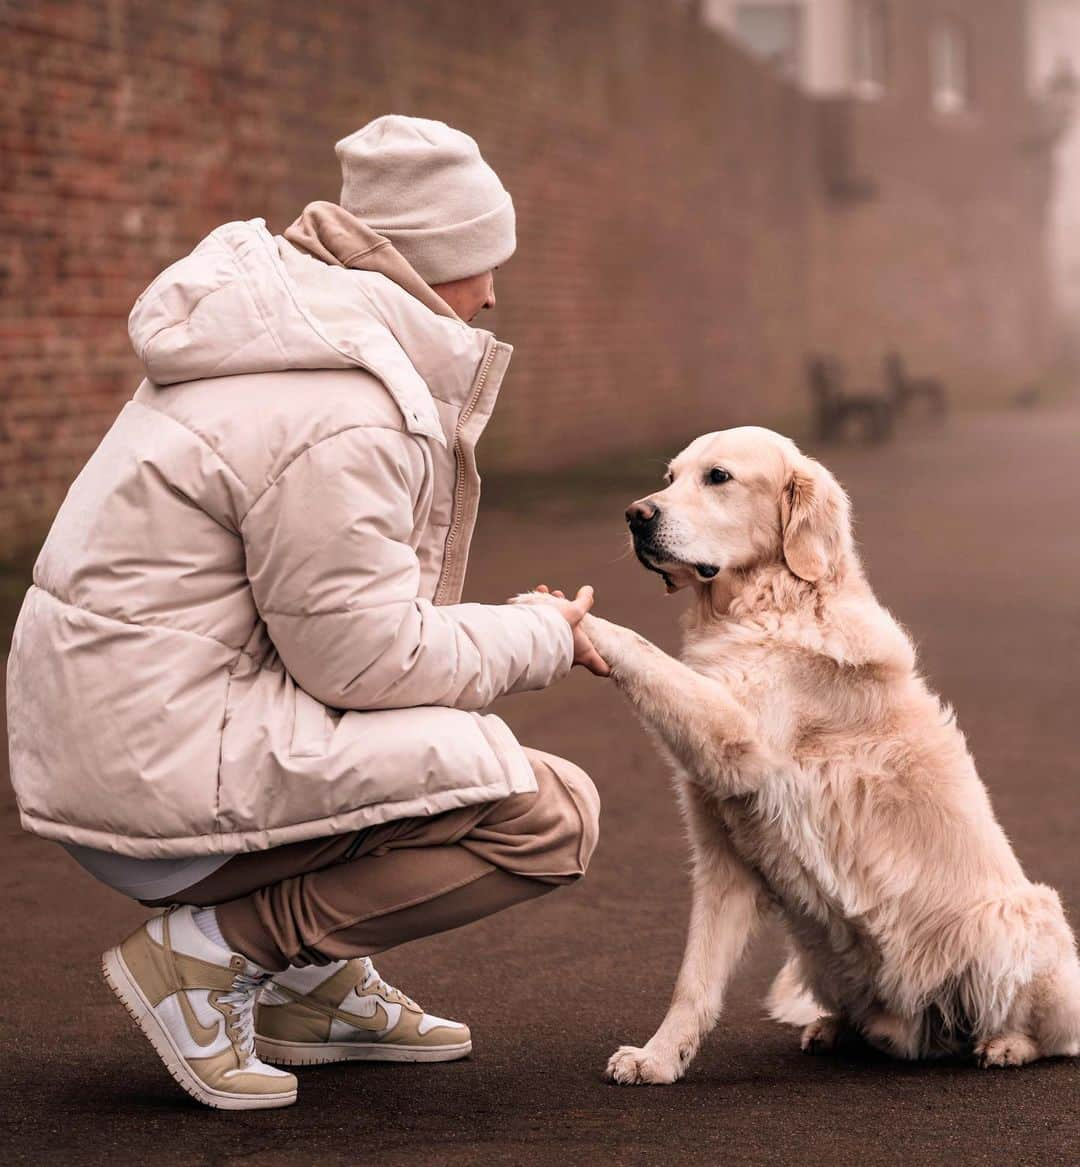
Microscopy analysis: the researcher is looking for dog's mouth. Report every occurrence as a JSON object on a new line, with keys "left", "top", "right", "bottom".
{"left": 633, "top": 543, "right": 676, "bottom": 590}
{"left": 633, "top": 540, "right": 720, "bottom": 589}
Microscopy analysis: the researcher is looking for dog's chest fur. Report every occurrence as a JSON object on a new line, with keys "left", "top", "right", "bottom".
{"left": 683, "top": 630, "right": 885, "bottom": 1007}
{"left": 686, "top": 640, "right": 832, "bottom": 908}
{"left": 693, "top": 770, "right": 884, "bottom": 1023}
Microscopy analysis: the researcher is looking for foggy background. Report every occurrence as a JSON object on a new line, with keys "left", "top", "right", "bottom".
{"left": 2, "top": 4, "right": 1079, "bottom": 1164}
{"left": 2, "top": 0, "right": 1079, "bottom": 564}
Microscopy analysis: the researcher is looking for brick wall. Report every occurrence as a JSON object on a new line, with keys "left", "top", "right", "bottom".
{"left": 0, "top": 0, "right": 1057, "bottom": 555}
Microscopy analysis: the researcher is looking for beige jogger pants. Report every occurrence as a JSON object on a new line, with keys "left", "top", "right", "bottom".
{"left": 149, "top": 749, "right": 599, "bottom": 971}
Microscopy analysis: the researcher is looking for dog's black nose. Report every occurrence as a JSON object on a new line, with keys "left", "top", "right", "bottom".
{"left": 626, "top": 500, "right": 660, "bottom": 531}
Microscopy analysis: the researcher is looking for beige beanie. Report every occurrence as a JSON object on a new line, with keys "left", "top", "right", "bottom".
{"left": 335, "top": 115, "right": 515, "bottom": 285}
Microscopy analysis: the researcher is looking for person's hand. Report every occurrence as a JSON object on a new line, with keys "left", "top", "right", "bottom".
{"left": 533, "top": 584, "right": 610, "bottom": 677}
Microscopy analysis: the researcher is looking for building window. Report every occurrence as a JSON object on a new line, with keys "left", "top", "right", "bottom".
{"left": 734, "top": 4, "right": 804, "bottom": 83}
{"left": 930, "top": 18, "right": 972, "bottom": 113}
{"left": 852, "top": 0, "right": 888, "bottom": 99}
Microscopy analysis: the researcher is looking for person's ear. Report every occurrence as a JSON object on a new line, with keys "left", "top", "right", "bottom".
{"left": 780, "top": 458, "right": 852, "bottom": 583}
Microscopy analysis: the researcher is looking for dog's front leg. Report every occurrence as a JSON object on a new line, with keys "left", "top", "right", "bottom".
{"left": 582, "top": 614, "right": 772, "bottom": 795}
{"left": 607, "top": 789, "right": 765, "bottom": 1085}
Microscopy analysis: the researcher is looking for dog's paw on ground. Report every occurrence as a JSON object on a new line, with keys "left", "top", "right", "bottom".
{"left": 605, "top": 1044, "right": 682, "bottom": 1085}
{"left": 975, "top": 1034, "right": 1039, "bottom": 1068}
{"left": 800, "top": 1015, "right": 842, "bottom": 1055}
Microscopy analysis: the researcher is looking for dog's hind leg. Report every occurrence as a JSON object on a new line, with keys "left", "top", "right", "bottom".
{"left": 970, "top": 885, "right": 1080, "bottom": 1067}
{"left": 977, "top": 952, "right": 1080, "bottom": 1068}
{"left": 606, "top": 787, "right": 766, "bottom": 1085}
{"left": 1032, "top": 950, "right": 1080, "bottom": 1060}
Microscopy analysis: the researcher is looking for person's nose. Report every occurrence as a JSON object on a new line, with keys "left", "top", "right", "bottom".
{"left": 626, "top": 499, "right": 660, "bottom": 533}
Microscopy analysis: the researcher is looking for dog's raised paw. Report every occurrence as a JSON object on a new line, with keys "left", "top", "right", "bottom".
{"left": 605, "top": 1045, "right": 682, "bottom": 1086}
{"left": 508, "top": 590, "right": 559, "bottom": 607}
{"left": 975, "top": 1034, "right": 1040, "bottom": 1068}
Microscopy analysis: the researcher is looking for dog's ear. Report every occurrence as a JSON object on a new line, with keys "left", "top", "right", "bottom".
{"left": 780, "top": 458, "right": 852, "bottom": 583}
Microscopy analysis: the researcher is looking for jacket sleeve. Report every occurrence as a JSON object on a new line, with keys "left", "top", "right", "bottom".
{"left": 240, "top": 425, "right": 574, "bottom": 711}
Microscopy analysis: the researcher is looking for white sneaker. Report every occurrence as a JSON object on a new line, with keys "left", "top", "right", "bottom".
{"left": 256, "top": 957, "right": 472, "bottom": 1065}
{"left": 102, "top": 905, "right": 298, "bottom": 1110}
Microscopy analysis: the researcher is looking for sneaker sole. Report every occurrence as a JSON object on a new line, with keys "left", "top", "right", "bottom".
{"left": 102, "top": 946, "right": 297, "bottom": 1110}
{"left": 256, "top": 1035, "right": 473, "bottom": 1066}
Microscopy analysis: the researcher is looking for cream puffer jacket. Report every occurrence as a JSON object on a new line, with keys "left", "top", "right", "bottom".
{"left": 6, "top": 208, "right": 573, "bottom": 858}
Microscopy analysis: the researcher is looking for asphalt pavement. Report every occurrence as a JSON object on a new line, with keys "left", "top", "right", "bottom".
{"left": 3, "top": 401, "right": 1079, "bottom": 1166}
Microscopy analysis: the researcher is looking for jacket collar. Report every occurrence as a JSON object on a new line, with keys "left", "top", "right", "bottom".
{"left": 283, "top": 201, "right": 461, "bottom": 323}
{"left": 274, "top": 206, "right": 513, "bottom": 440}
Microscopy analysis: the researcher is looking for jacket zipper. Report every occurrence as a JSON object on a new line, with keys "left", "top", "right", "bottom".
{"left": 433, "top": 338, "right": 498, "bottom": 605}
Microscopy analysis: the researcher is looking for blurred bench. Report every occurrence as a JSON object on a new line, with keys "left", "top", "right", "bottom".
{"left": 884, "top": 351, "right": 947, "bottom": 419}
{"left": 807, "top": 355, "right": 894, "bottom": 443}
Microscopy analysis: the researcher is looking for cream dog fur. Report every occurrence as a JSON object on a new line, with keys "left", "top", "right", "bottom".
{"left": 520, "top": 426, "right": 1080, "bottom": 1083}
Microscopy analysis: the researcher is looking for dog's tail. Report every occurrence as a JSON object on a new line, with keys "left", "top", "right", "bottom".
{"left": 766, "top": 953, "right": 824, "bottom": 1026}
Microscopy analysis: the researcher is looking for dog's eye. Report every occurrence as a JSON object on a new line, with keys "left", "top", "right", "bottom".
{"left": 708, "top": 467, "right": 732, "bottom": 486}
{"left": 662, "top": 471, "right": 673, "bottom": 486}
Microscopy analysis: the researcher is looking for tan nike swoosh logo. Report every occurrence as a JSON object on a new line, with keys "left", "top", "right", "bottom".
{"left": 177, "top": 988, "right": 221, "bottom": 1047}
{"left": 275, "top": 984, "right": 391, "bottom": 1033}
{"left": 157, "top": 910, "right": 222, "bottom": 1048}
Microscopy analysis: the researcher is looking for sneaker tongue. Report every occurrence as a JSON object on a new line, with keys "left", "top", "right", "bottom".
{"left": 357, "top": 957, "right": 377, "bottom": 990}
{"left": 356, "top": 959, "right": 419, "bottom": 1012}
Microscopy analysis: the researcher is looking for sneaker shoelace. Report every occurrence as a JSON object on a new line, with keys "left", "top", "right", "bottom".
{"left": 218, "top": 969, "right": 273, "bottom": 1062}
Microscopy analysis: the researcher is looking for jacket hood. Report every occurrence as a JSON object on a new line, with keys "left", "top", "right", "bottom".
{"left": 128, "top": 213, "right": 504, "bottom": 445}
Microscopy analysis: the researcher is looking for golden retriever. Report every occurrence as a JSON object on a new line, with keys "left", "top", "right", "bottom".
{"left": 520, "top": 426, "right": 1080, "bottom": 1082}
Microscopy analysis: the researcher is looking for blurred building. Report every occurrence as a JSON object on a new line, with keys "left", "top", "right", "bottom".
{"left": 1029, "top": 0, "right": 1080, "bottom": 353}
{"left": 712, "top": 1, "right": 1080, "bottom": 363}
{"left": 702, "top": 0, "right": 871, "bottom": 95}
{"left": 0, "top": 1, "right": 1074, "bottom": 556}
{"left": 708, "top": 0, "right": 1075, "bottom": 385}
